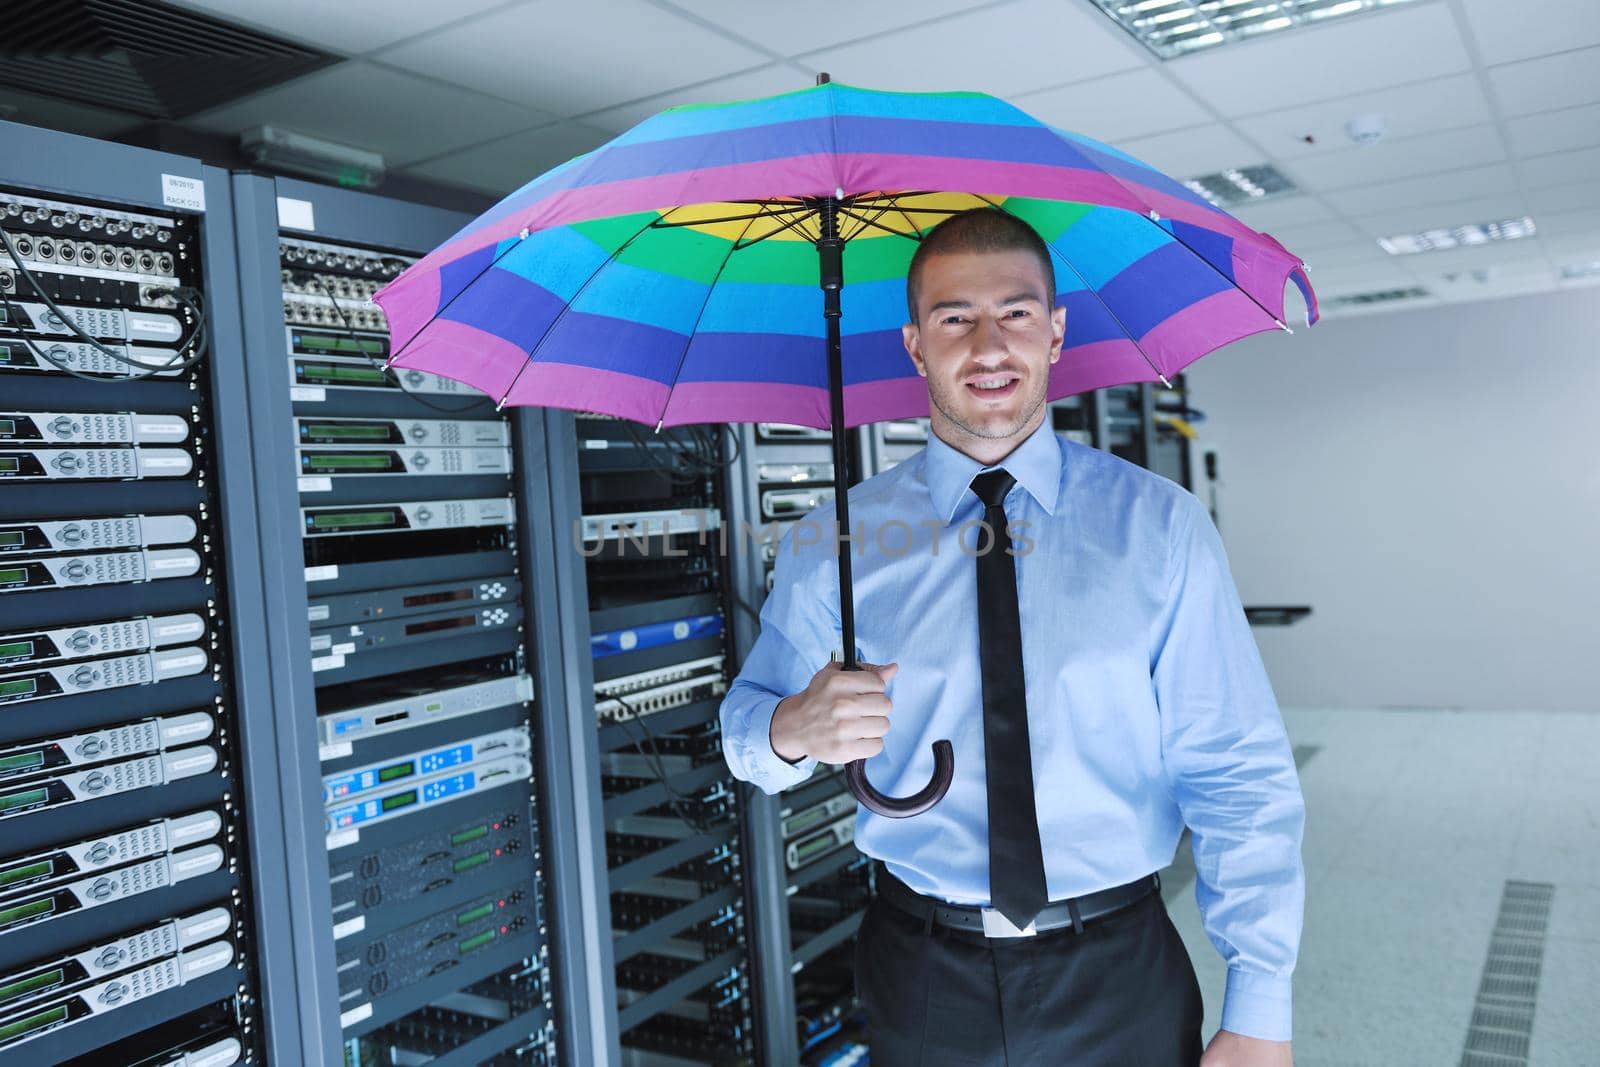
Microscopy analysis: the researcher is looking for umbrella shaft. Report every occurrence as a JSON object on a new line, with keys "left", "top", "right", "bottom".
{"left": 818, "top": 208, "right": 857, "bottom": 672}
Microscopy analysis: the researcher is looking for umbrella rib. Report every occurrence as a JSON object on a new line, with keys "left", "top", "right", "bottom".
{"left": 1046, "top": 134, "right": 1293, "bottom": 330}
{"left": 838, "top": 207, "right": 921, "bottom": 242}
{"left": 490, "top": 207, "right": 681, "bottom": 409}
{"left": 648, "top": 203, "right": 812, "bottom": 229}
{"left": 652, "top": 205, "right": 768, "bottom": 431}
{"left": 732, "top": 206, "right": 820, "bottom": 250}
{"left": 971, "top": 193, "right": 1171, "bottom": 386}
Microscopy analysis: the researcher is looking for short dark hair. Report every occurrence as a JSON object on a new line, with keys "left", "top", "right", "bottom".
{"left": 905, "top": 207, "right": 1056, "bottom": 323}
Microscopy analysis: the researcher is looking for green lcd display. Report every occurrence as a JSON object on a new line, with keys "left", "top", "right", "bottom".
{"left": 456, "top": 902, "right": 494, "bottom": 927}
{"left": 380, "top": 790, "right": 417, "bottom": 813}
{"left": 0, "top": 1004, "right": 69, "bottom": 1043}
{"left": 0, "top": 421, "right": 15, "bottom": 436}
{"left": 0, "top": 897, "right": 54, "bottom": 927}
{"left": 0, "top": 751, "right": 44, "bottom": 773}
{"left": 0, "top": 343, "right": 17, "bottom": 363}
{"left": 0, "top": 459, "right": 20, "bottom": 474}
{"left": 0, "top": 679, "right": 38, "bottom": 699}
{"left": 459, "top": 930, "right": 496, "bottom": 954}
{"left": 0, "top": 787, "right": 47, "bottom": 813}
{"left": 0, "top": 569, "right": 29, "bottom": 585}
{"left": 0, "top": 532, "right": 25, "bottom": 548}
{"left": 0, "top": 967, "right": 64, "bottom": 1006}
{"left": 377, "top": 761, "right": 414, "bottom": 783}
{"left": 307, "top": 424, "right": 389, "bottom": 441}
{"left": 302, "top": 333, "right": 384, "bottom": 356}
{"left": 0, "top": 860, "right": 52, "bottom": 890}
{"left": 0, "top": 641, "right": 35, "bottom": 660}
{"left": 310, "top": 511, "right": 393, "bottom": 531}
{"left": 452, "top": 851, "right": 490, "bottom": 874}
{"left": 450, "top": 825, "right": 488, "bottom": 847}
{"left": 311, "top": 453, "right": 394, "bottom": 471}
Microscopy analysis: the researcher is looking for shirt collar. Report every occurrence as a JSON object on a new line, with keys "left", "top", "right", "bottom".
{"left": 924, "top": 417, "right": 1063, "bottom": 524}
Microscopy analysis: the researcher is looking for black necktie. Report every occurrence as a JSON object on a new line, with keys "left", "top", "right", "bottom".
{"left": 970, "top": 469, "right": 1048, "bottom": 932}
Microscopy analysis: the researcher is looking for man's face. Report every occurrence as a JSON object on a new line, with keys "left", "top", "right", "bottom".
{"left": 901, "top": 248, "right": 1066, "bottom": 453}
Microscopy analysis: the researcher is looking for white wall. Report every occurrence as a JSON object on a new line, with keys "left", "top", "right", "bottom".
{"left": 1183, "top": 286, "right": 1600, "bottom": 714}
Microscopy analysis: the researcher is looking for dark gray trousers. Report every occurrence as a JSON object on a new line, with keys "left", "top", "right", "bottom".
{"left": 854, "top": 885, "right": 1204, "bottom": 1066}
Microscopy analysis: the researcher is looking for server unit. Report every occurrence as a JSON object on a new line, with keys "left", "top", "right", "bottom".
{"left": 0, "top": 122, "right": 271, "bottom": 1065}
{"left": 231, "top": 178, "right": 561, "bottom": 1067}
{"left": 1049, "top": 378, "right": 1196, "bottom": 491}
{"left": 569, "top": 414, "right": 758, "bottom": 1066}
{"left": 719, "top": 421, "right": 880, "bottom": 1067}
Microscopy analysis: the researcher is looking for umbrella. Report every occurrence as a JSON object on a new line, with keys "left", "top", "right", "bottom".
{"left": 374, "top": 75, "right": 1317, "bottom": 819}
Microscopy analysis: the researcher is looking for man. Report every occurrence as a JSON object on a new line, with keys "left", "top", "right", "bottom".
{"left": 720, "top": 208, "right": 1304, "bottom": 1066}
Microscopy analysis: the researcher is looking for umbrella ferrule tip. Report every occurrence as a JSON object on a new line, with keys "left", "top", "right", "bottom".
{"left": 1148, "top": 209, "right": 1161, "bottom": 221}
{"left": 655, "top": 419, "right": 664, "bottom": 432}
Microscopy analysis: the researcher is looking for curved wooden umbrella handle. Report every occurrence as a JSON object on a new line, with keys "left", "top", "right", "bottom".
{"left": 844, "top": 740, "right": 955, "bottom": 818}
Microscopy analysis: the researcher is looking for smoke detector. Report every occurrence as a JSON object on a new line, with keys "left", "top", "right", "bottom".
{"left": 1345, "top": 114, "right": 1387, "bottom": 147}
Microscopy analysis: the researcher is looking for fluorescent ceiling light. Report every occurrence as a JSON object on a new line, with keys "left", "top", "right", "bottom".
{"left": 1559, "top": 261, "right": 1600, "bottom": 280}
{"left": 1182, "top": 163, "right": 1297, "bottom": 207}
{"left": 1091, "top": 0, "right": 1422, "bottom": 59}
{"left": 1325, "top": 286, "right": 1429, "bottom": 307}
{"left": 1377, "top": 216, "right": 1537, "bottom": 256}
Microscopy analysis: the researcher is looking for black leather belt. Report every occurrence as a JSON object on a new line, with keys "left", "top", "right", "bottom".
{"left": 876, "top": 864, "right": 1160, "bottom": 939}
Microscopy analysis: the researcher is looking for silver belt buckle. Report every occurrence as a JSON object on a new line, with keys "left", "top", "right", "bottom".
{"left": 980, "top": 907, "right": 1037, "bottom": 938}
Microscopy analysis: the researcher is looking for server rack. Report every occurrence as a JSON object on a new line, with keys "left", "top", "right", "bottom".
{"left": 725, "top": 422, "right": 879, "bottom": 1067}
{"left": 1049, "top": 378, "right": 1195, "bottom": 490}
{"left": 0, "top": 120, "right": 278, "bottom": 1066}
{"left": 558, "top": 414, "right": 760, "bottom": 1066}
{"left": 229, "top": 176, "right": 572, "bottom": 1066}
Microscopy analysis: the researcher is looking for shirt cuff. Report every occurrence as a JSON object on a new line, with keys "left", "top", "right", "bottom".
{"left": 1220, "top": 968, "right": 1293, "bottom": 1042}
{"left": 740, "top": 694, "right": 818, "bottom": 795}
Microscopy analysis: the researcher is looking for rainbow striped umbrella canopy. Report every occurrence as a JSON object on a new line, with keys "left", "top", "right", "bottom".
{"left": 374, "top": 79, "right": 1317, "bottom": 430}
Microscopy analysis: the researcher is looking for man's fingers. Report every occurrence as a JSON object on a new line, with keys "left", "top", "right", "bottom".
{"left": 855, "top": 715, "right": 891, "bottom": 739}
{"left": 842, "top": 737, "right": 885, "bottom": 761}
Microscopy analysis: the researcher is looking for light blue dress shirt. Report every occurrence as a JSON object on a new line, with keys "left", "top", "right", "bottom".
{"left": 719, "top": 416, "right": 1305, "bottom": 1041}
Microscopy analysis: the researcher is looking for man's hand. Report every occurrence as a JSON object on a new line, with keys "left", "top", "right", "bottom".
{"left": 769, "top": 660, "right": 897, "bottom": 764}
{"left": 1200, "top": 1029, "right": 1292, "bottom": 1067}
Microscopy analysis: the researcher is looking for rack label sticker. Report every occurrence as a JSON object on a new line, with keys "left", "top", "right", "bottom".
{"left": 277, "top": 197, "right": 316, "bottom": 232}
{"left": 332, "top": 915, "right": 366, "bottom": 940}
{"left": 326, "top": 828, "right": 359, "bottom": 851}
{"left": 311, "top": 653, "right": 346, "bottom": 673}
{"left": 304, "top": 565, "right": 339, "bottom": 583}
{"left": 318, "top": 741, "right": 353, "bottom": 762}
{"left": 339, "top": 1003, "right": 372, "bottom": 1028}
{"left": 290, "top": 386, "right": 326, "bottom": 403}
{"left": 161, "top": 174, "right": 206, "bottom": 212}
{"left": 297, "top": 476, "right": 332, "bottom": 493}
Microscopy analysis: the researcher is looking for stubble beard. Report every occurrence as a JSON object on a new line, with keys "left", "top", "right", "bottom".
{"left": 927, "top": 372, "right": 1049, "bottom": 443}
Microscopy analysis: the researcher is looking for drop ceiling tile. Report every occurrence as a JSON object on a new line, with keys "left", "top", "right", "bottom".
{"left": 1518, "top": 145, "right": 1600, "bottom": 188}
{"left": 404, "top": 122, "right": 617, "bottom": 195}
{"left": 1232, "top": 74, "right": 1493, "bottom": 160}
{"left": 1459, "top": 0, "right": 1600, "bottom": 66}
{"left": 1013, "top": 70, "right": 1212, "bottom": 143}
{"left": 795, "top": 0, "right": 1145, "bottom": 98}
{"left": 377, "top": 0, "right": 768, "bottom": 116}
{"left": 1111, "top": 123, "right": 1261, "bottom": 176}
{"left": 166, "top": 0, "right": 513, "bottom": 56}
{"left": 1526, "top": 181, "right": 1600, "bottom": 216}
{"left": 1352, "top": 194, "right": 1533, "bottom": 241}
{"left": 1544, "top": 229, "right": 1600, "bottom": 259}
{"left": 188, "top": 61, "right": 550, "bottom": 167}
{"left": 1168, "top": 3, "right": 1471, "bottom": 117}
{"left": 582, "top": 64, "right": 814, "bottom": 134}
{"left": 662, "top": 0, "right": 980, "bottom": 55}
{"left": 1228, "top": 196, "right": 1338, "bottom": 230}
{"left": 1284, "top": 125, "right": 1506, "bottom": 191}
{"left": 1321, "top": 164, "right": 1520, "bottom": 215}
{"left": 1306, "top": 263, "right": 1427, "bottom": 293}
{"left": 1534, "top": 207, "right": 1600, "bottom": 239}
{"left": 1269, "top": 220, "right": 1368, "bottom": 251}
{"left": 1297, "top": 249, "right": 1397, "bottom": 281}
{"left": 1509, "top": 103, "right": 1600, "bottom": 158}
{"left": 1487, "top": 47, "right": 1600, "bottom": 117}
